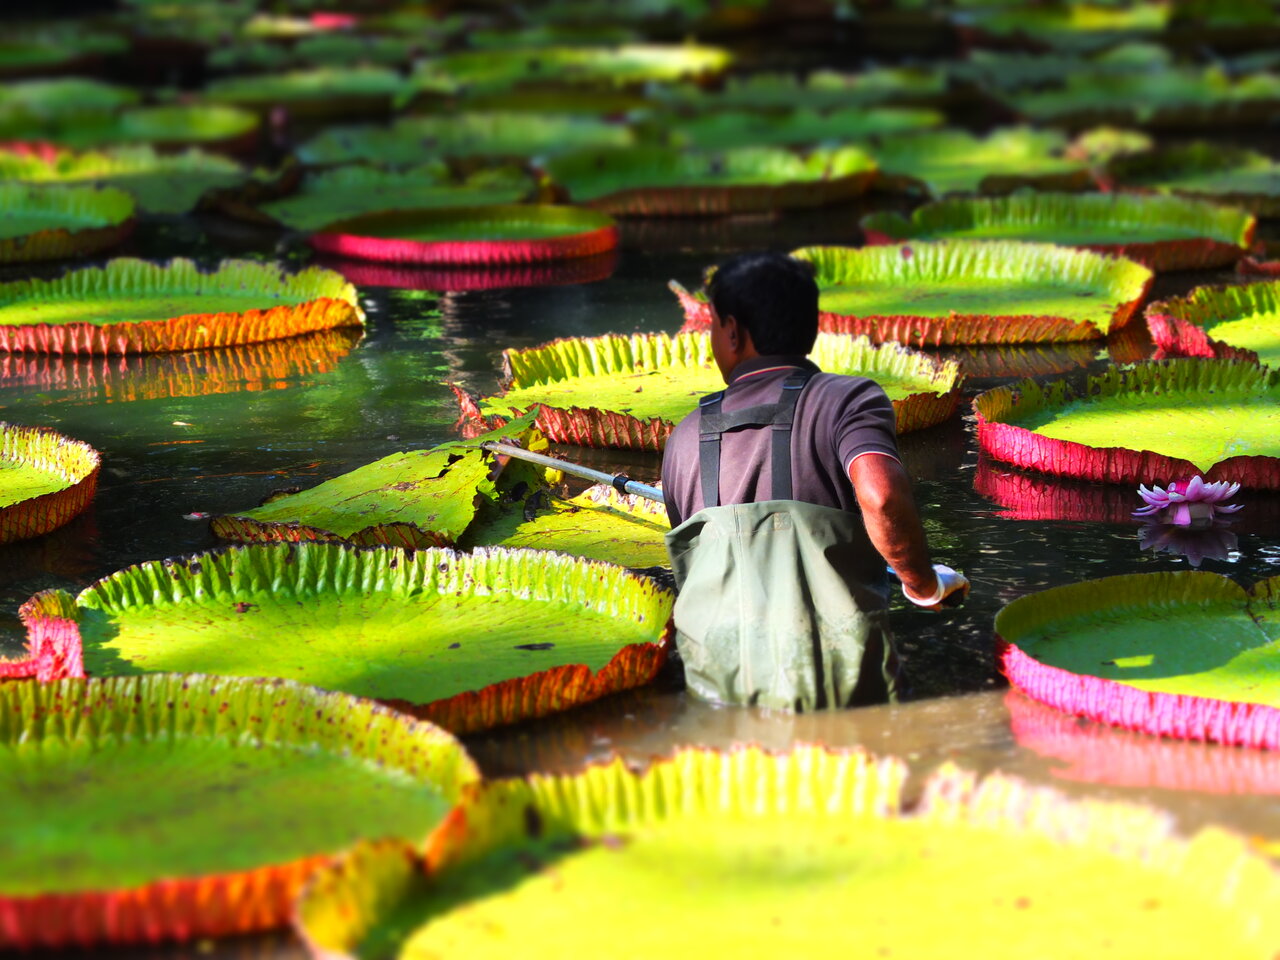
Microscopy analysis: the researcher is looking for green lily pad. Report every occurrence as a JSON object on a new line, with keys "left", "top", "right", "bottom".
{"left": 959, "top": 42, "right": 1173, "bottom": 93}
{"left": 861, "top": 193, "right": 1254, "bottom": 272}
{"left": 873, "top": 127, "right": 1092, "bottom": 197}
{"left": 463, "top": 483, "right": 669, "bottom": 568}
{"left": 0, "top": 183, "right": 134, "bottom": 263}
{"left": 411, "top": 43, "right": 731, "bottom": 94}
{"left": 960, "top": 2, "right": 1171, "bottom": 52}
{"left": 997, "top": 571, "right": 1280, "bottom": 748}
{"left": 791, "top": 241, "right": 1152, "bottom": 342}
{"left": 0, "top": 145, "right": 253, "bottom": 215}
{"left": 298, "top": 113, "right": 634, "bottom": 166}
{"left": 204, "top": 67, "right": 414, "bottom": 114}
{"left": 0, "top": 257, "right": 362, "bottom": 354}
{"left": 294, "top": 749, "right": 1280, "bottom": 960}
{"left": 545, "top": 145, "right": 876, "bottom": 216}
{"left": 1064, "top": 125, "right": 1153, "bottom": 164}
{"left": 656, "top": 67, "right": 948, "bottom": 111}
{"left": 257, "top": 164, "right": 532, "bottom": 231}
{"left": 1010, "top": 68, "right": 1280, "bottom": 128}
{"left": 0, "top": 673, "right": 476, "bottom": 948}
{"left": 0, "top": 79, "right": 138, "bottom": 125}
{"left": 1106, "top": 143, "right": 1280, "bottom": 218}
{"left": 212, "top": 413, "right": 545, "bottom": 546}
{"left": 27, "top": 541, "right": 671, "bottom": 733}
{"left": 660, "top": 106, "right": 944, "bottom": 150}
{"left": 0, "top": 27, "right": 126, "bottom": 74}
{"left": 975, "top": 359, "right": 1280, "bottom": 485}
{"left": 474, "top": 332, "right": 961, "bottom": 448}
{"left": 0, "top": 422, "right": 100, "bottom": 545}
{"left": 1147, "top": 279, "right": 1280, "bottom": 367}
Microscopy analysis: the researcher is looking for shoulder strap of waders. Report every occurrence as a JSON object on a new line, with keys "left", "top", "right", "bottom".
{"left": 697, "top": 369, "right": 814, "bottom": 508}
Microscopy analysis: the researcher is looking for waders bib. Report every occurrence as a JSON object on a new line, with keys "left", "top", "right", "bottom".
{"left": 664, "top": 371, "right": 896, "bottom": 712}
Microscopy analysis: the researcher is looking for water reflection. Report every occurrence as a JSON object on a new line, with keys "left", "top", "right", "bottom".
{"left": 0, "top": 330, "right": 361, "bottom": 406}
{"left": 1138, "top": 520, "right": 1239, "bottom": 567}
{"left": 975, "top": 457, "right": 1136, "bottom": 523}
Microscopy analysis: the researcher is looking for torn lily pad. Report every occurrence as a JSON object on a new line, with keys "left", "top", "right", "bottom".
{"left": 294, "top": 747, "right": 1280, "bottom": 959}
{"left": 16, "top": 541, "right": 673, "bottom": 734}
{"left": 0, "top": 673, "right": 477, "bottom": 948}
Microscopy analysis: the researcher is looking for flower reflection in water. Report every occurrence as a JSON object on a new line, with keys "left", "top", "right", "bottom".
{"left": 1138, "top": 521, "right": 1238, "bottom": 568}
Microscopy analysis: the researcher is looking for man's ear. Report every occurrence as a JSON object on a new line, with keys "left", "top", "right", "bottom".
{"left": 723, "top": 313, "right": 739, "bottom": 348}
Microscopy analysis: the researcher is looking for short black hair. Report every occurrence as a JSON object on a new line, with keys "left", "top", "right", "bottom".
{"left": 707, "top": 251, "right": 819, "bottom": 355}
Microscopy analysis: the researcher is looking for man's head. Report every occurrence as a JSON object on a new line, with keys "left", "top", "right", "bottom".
{"left": 706, "top": 252, "right": 819, "bottom": 379}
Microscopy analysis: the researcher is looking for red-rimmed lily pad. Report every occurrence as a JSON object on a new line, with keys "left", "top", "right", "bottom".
{"left": 319, "top": 250, "right": 619, "bottom": 292}
{"left": 211, "top": 413, "right": 545, "bottom": 548}
{"left": 203, "top": 67, "right": 414, "bottom": 118}
{"left": 0, "top": 183, "right": 134, "bottom": 263}
{"left": 0, "top": 144, "right": 255, "bottom": 215}
{"left": 15, "top": 541, "right": 673, "bottom": 735}
{"left": 1147, "top": 279, "right": 1280, "bottom": 367}
{"left": 861, "top": 193, "right": 1256, "bottom": 272}
{"left": 1104, "top": 143, "right": 1280, "bottom": 219}
{"left": 309, "top": 205, "right": 618, "bottom": 265}
{"left": 293, "top": 747, "right": 1280, "bottom": 959}
{"left": 658, "top": 106, "right": 944, "bottom": 151}
{"left": 674, "top": 241, "right": 1152, "bottom": 346}
{"left": 974, "top": 359, "right": 1280, "bottom": 488}
{"left": 254, "top": 163, "right": 533, "bottom": 231}
{"left": 0, "top": 673, "right": 477, "bottom": 948}
{"left": 0, "top": 328, "right": 361, "bottom": 405}
{"left": 544, "top": 145, "right": 877, "bottom": 217}
{"left": 457, "top": 332, "right": 962, "bottom": 451}
{"left": 873, "top": 127, "right": 1093, "bottom": 197}
{"left": 996, "top": 570, "right": 1280, "bottom": 749}
{"left": 0, "top": 423, "right": 99, "bottom": 545}
{"left": 0, "top": 257, "right": 362, "bottom": 355}
{"left": 298, "top": 113, "right": 635, "bottom": 166}
{"left": 462, "top": 482, "right": 669, "bottom": 569}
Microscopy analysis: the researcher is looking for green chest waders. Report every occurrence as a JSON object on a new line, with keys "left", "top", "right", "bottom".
{"left": 664, "top": 371, "right": 897, "bottom": 712}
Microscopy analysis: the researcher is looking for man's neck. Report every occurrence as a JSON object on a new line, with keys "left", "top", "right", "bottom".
{"left": 726, "top": 354, "right": 819, "bottom": 384}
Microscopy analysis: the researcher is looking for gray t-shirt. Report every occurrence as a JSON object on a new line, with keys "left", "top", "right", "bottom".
{"left": 661, "top": 355, "right": 900, "bottom": 527}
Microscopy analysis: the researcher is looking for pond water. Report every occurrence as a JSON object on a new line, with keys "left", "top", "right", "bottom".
{"left": 4, "top": 201, "right": 1280, "bottom": 959}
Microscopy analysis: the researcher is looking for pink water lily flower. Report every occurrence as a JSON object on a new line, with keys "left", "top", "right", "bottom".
{"left": 1133, "top": 476, "right": 1243, "bottom": 526}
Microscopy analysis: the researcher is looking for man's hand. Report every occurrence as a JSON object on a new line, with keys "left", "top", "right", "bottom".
{"left": 902, "top": 563, "right": 970, "bottom": 611}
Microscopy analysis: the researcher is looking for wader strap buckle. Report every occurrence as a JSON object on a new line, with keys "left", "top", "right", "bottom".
{"left": 697, "top": 370, "right": 813, "bottom": 507}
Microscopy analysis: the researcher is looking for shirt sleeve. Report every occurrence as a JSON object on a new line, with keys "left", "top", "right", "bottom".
{"left": 830, "top": 376, "right": 901, "bottom": 475}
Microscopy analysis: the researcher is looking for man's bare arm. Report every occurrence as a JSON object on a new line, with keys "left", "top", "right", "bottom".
{"left": 849, "top": 453, "right": 939, "bottom": 598}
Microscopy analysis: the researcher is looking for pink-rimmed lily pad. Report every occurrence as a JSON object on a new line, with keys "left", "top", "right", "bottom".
{"left": 674, "top": 241, "right": 1153, "bottom": 346}
{"left": 997, "top": 570, "right": 1280, "bottom": 749}
{"left": 458, "top": 332, "right": 962, "bottom": 451}
{"left": 862, "top": 193, "right": 1256, "bottom": 273}
{"left": 0, "top": 673, "right": 477, "bottom": 948}
{"left": 974, "top": 359, "right": 1280, "bottom": 488}
{"left": 294, "top": 747, "right": 1280, "bottom": 959}
{"left": 319, "top": 250, "right": 619, "bottom": 292}
{"left": 13, "top": 541, "right": 672, "bottom": 735}
{"left": 1147, "top": 278, "right": 1280, "bottom": 367}
{"left": 308, "top": 205, "right": 618, "bottom": 265}
{"left": 0, "top": 423, "right": 100, "bottom": 545}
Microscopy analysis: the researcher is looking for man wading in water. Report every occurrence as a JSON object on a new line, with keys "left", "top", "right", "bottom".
{"left": 662, "top": 251, "right": 968, "bottom": 711}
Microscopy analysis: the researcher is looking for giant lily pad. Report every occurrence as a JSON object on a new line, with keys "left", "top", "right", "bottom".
{"left": 659, "top": 106, "right": 944, "bottom": 151}
{"left": 0, "top": 423, "right": 99, "bottom": 545}
{"left": 0, "top": 144, "right": 254, "bottom": 215}
{"left": 212, "top": 413, "right": 545, "bottom": 547}
{"left": 1009, "top": 68, "right": 1280, "bottom": 129}
{"left": 16, "top": 542, "right": 673, "bottom": 734}
{"left": 545, "top": 145, "right": 877, "bottom": 217}
{"left": 0, "top": 673, "right": 477, "bottom": 948}
{"left": 204, "top": 67, "right": 414, "bottom": 118}
{"left": 0, "top": 183, "right": 134, "bottom": 263}
{"left": 1105, "top": 143, "right": 1280, "bottom": 218}
{"left": 0, "top": 79, "right": 138, "bottom": 132}
{"left": 319, "top": 252, "right": 619, "bottom": 292}
{"left": 298, "top": 113, "right": 634, "bottom": 166}
{"left": 996, "top": 571, "right": 1280, "bottom": 749}
{"left": 655, "top": 67, "right": 949, "bottom": 111}
{"left": 309, "top": 205, "right": 618, "bottom": 265}
{"left": 411, "top": 43, "right": 731, "bottom": 94}
{"left": 463, "top": 483, "right": 669, "bottom": 569}
{"left": 958, "top": 42, "right": 1173, "bottom": 93}
{"left": 861, "top": 193, "right": 1256, "bottom": 273}
{"left": 873, "top": 128, "right": 1092, "bottom": 197}
{"left": 0, "top": 28, "right": 127, "bottom": 76}
{"left": 460, "top": 332, "right": 962, "bottom": 450}
{"left": 958, "top": 2, "right": 1171, "bottom": 52}
{"left": 674, "top": 241, "right": 1152, "bottom": 346}
{"left": 255, "top": 164, "right": 532, "bottom": 231}
{"left": 0, "top": 328, "right": 361, "bottom": 404}
{"left": 294, "top": 748, "right": 1280, "bottom": 959}
{"left": 1147, "top": 279, "right": 1280, "bottom": 367}
{"left": 974, "top": 358, "right": 1280, "bottom": 487}
{"left": 0, "top": 258, "right": 363, "bottom": 355}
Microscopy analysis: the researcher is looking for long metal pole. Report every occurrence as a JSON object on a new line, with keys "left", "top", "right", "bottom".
{"left": 480, "top": 441, "right": 665, "bottom": 505}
